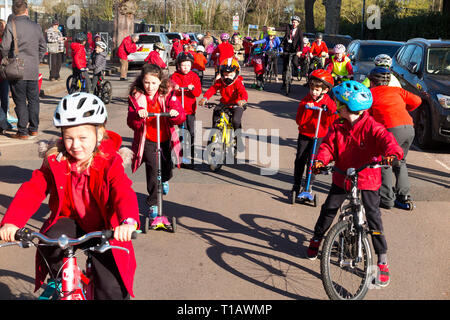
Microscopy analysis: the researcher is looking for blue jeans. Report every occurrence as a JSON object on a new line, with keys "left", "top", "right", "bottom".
{"left": 9, "top": 80, "right": 40, "bottom": 135}
{"left": 0, "top": 80, "right": 10, "bottom": 131}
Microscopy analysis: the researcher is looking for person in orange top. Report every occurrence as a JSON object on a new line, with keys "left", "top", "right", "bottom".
{"left": 368, "top": 67, "right": 422, "bottom": 210}
{"left": 292, "top": 69, "right": 337, "bottom": 196}
{"left": 309, "top": 33, "right": 328, "bottom": 69}
{"left": 192, "top": 45, "right": 207, "bottom": 85}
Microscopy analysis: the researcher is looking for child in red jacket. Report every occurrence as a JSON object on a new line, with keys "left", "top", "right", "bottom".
{"left": 0, "top": 93, "right": 140, "bottom": 299}
{"left": 144, "top": 42, "right": 167, "bottom": 69}
{"left": 170, "top": 52, "right": 202, "bottom": 167}
{"left": 291, "top": 69, "right": 337, "bottom": 196}
{"left": 199, "top": 58, "right": 248, "bottom": 133}
{"left": 71, "top": 32, "right": 91, "bottom": 92}
{"left": 308, "top": 81, "right": 404, "bottom": 288}
{"left": 250, "top": 47, "right": 265, "bottom": 91}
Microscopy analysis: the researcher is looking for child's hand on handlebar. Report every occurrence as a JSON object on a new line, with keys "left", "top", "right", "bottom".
{"left": 114, "top": 224, "right": 136, "bottom": 242}
{"left": 138, "top": 109, "right": 148, "bottom": 118}
{"left": 187, "top": 84, "right": 194, "bottom": 90}
{"left": 169, "top": 109, "right": 179, "bottom": 117}
{"left": 0, "top": 223, "right": 19, "bottom": 242}
{"left": 312, "top": 160, "right": 325, "bottom": 175}
{"left": 381, "top": 155, "right": 396, "bottom": 166}
{"left": 237, "top": 100, "right": 247, "bottom": 108}
{"left": 198, "top": 98, "right": 207, "bottom": 107}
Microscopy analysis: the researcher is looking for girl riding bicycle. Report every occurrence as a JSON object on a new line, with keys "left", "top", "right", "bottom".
{"left": 325, "top": 44, "right": 353, "bottom": 83}
{"left": 252, "top": 30, "right": 283, "bottom": 83}
{"left": 0, "top": 93, "right": 140, "bottom": 299}
{"left": 307, "top": 81, "right": 404, "bottom": 287}
{"left": 127, "top": 64, "right": 186, "bottom": 215}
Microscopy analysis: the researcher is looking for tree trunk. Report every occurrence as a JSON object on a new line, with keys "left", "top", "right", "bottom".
{"left": 113, "top": 0, "right": 136, "bottom": 62}
{"left": 324, "top": 0, "right": 342, "bottom": 34}
{"left": 305, "top": 0, "right": 316, "bottom": 33}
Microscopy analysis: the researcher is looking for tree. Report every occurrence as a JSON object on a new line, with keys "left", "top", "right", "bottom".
{"left": 323, "top": 0, "right": 342, "bottom": 34}
{"left": 113, "top": 0, "right": 137, "bottom": 59}
{"left": 304, "top": 0, "right": 316, "bottom": 32}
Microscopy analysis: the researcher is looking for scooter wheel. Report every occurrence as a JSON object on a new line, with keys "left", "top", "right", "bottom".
{"left": 313, "top": 194, "right": 318, "bottom": 207}
{"left": 143, "top": 216, "right": 149, "bottom": 234}
{"left": 171, "top": 217, "right": 177, "bottom": 233}
{"left": 406, "top": 200, "right": 415, "bottom": 211}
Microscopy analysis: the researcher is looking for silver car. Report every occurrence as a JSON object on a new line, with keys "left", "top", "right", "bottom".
{"left": 127, "top": 32, "right": 173, "bottom": 66}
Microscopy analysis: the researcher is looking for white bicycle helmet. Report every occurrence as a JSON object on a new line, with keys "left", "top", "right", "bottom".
{"left": 303, "top": 37, "right": 309, "bottom": 44}
{"left": 334, "top": 44, "right": 346, "bottom": 54}
{"left": 291, "top": 15, "right": 301, "bottom": 22}
{"left": 374, "top": 54, "right": 392, "bottom": 68}
{"left": 54, "top": 93, "right": 107, "bottom": 127}
{"left": 196, "top": 45, "right": 205, "bottom": 52}
{"left": 96, "top": 41, "right": 107, "bottom": 51}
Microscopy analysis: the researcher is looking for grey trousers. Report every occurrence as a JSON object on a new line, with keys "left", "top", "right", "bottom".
{"left": 380, "top": 125, "right": 415, "bottom": 206}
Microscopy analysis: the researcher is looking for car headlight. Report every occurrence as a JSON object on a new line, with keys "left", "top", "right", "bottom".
{"left": 436, "top": 94, "right": 450, "bottom": 109}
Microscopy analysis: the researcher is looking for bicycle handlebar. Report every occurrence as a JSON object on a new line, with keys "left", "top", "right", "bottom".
{"left": 147, "top": 112, "right": 171, "bottom": 117}
{"left": 319, "top": 161, "right": 391, "bottom": 176}
{"left": 204, "top": 102, "right": 248, "bottom": 109}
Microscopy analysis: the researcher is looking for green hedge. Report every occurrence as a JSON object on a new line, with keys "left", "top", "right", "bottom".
{"left": 340, "top": 12, "right": 450, "bottom": 41}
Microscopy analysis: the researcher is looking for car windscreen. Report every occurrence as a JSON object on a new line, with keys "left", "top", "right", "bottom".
{"left": 166, "top": 34, "right": 181, "bottom": 40}
{"left": 359, "top": 45, "right": 401, "bottom": 61}
{"left": 427, "top": 47, "right": 450, "bottom": 75}
{"left": 137, "top": 35, "right": 160, "bottom": 44}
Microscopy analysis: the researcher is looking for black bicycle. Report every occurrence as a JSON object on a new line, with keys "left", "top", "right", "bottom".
{"left": 92, "top": 72, "right": 113, "bottom": 104}
{"left": 264, "top": 51, "right": 278, "bottom": 84}
{"left": 318, "top": 161, "right": 390, "bottom": 300}
{"left": 282, "top": 52, "right": 297, "bottom": 96}
{"left": 66, "top": 71, "right": 88, "bottom": 94}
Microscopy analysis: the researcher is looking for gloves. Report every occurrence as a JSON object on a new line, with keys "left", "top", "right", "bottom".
{"left": 381, "top": 155, "right": 396, "bottom": 166}
{"left": 312, "top": 160, "right": 325, "bottom": 175}
{"left": 198, "top": 98, "right": 207, "bottom": 107}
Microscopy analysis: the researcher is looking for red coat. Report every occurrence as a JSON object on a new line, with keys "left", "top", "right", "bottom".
{"left": 127, "top": 90, "right": 186, "bottom": 173}
{"left": 170, "top": 71, "right": 202, "bottom": 115}
{"left": 211, "top": 42, "right": 235, "bottom": 65}
{"left": 251, "top": 55, "right": 264, "bottom": 75}
{"left": 192, "top": 52, "right": 207, "bottom": 71}
{"left": 203, "top": 76, "right": 248, "bottom": 106}
{"left": 144, "top": 50, "right": 167, "bottom": 69}
{"left": 0, "top": 131, "right": 140, "bottom": 297}
{"left": 310, "top": 41, "right": 328, "bottom": 57}
{"left": 171, "top": 40, "right": 183, "bottom": 60}
{"left": 316, "top": 112, "right": 404, "bottom": 191}
{"left": 71, "top": 42, "right": 87, "bottom": 69}
{"left": 117, "top": 36, "right": 138, "bottom": 60}
{"left": 296, "top": 93, "right": 337, "bottom": 138}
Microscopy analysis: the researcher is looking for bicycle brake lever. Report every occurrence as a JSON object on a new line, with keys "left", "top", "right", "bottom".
{"left": 91, "top": 244, "right": 129, "bottom": 254}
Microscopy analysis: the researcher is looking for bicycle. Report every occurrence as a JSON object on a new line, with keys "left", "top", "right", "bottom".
{"left": 297, "top": 55, "right": 310, "bottom": 82}
{"left": 318, "top": 161, "right": 389, "bottom": 300}
{"left": 66, "top": 69, "right": 89, "bottom": 94}
{"left": 92, "top": 72, "right": 113, "bottom": 104}
{"left": 282, "top": 52, "right": 297, "bottom": 96}
{"left": 0, "top": 227, "right": 137, "bottom": 300}
{"left": 333, "top": 74, "right": 354, "bottom": 86}
{"left": 263, "top": 51, "right": 277, "bottom": 84}
{"left": 204, "top": 102, "right": 246, "bottom": 172}
{"left": 309, "top": 55, "right": 324, "bottom": 73}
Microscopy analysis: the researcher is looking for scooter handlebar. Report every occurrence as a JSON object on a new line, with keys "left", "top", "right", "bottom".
{"left": 147, "top": 112, "right": 171, "bottom": 117}
{"left": 305, "top": 104, "right": 328, "bottom": 112}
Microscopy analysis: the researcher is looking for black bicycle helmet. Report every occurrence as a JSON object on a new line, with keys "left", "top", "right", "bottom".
{"left": 75, "top": 32, "right": 87, "bottom": 43}
{"left": 367, "top": 67, "right": 391, "bottom": 86}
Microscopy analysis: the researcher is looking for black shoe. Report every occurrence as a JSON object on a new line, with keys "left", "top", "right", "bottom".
{"left": 379, "top": 202, "right": 392, "bottom": 210}
{"left": 120, "top": 78, "right": 127, "bottom": 81}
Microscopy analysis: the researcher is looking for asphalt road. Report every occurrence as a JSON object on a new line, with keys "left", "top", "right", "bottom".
{"left": 0, "top": 64, "right": 449, "bottom": 301}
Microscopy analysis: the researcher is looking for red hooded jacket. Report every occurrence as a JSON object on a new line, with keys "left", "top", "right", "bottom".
{"left": 316, "top": 112, "right": 404, "bottom": 191}
{"left": 71, "top": 42, "right": 87, "bottom": 69}
{"left": 144, "top": 50, "right": 167, "bottom": 69}
{"left": 211, "top": 42, "right": 235, "bottom": 65}
{"left": 117, "top": 36, "right": 140, "bottom": 61}
{"left": 203, "top": 76, "right": 248, "bottom": 106}
{"left": 170, "top": 71, "right": 202, "bottom": 115}
{"left": 296, "top": 93, "right": 337, "bottom": 138}
{"left": 0, "top": 131, "right": 140, "bottom": 297}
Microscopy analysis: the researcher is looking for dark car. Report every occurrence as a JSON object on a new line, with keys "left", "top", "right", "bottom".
{"left": 391, "top": 38, "right": 450, "bottom": 148}
{"left": 346, "top": 40, "right": 404, "bottom": 82}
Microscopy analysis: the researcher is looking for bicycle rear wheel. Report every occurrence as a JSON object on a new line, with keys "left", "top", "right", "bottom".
{"left": 206, "top": 133, "right": 224, "bottom": 172}
{"left": 320, "top": 220, "right": 373, "bottom": 300}
{"left": 66, "top": 75, "right": 81, "bottom": 94}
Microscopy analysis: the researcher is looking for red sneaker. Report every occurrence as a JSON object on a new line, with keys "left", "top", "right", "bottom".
{"left": 306, "top": 238, "right": 321, "bottom": 260}
{"left": 376, "top": 263, "right": 390, "bottom": 287}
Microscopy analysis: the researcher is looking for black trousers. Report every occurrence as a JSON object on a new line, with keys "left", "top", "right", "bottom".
{"left": 180, "top": 114, "right": 196, "bottom": 159}
{"left": 212, "top": 105, "right": 245, "bottom": 130}
{"left": 313, "top": 184, "right": 388, "bottom": 255}
{"left": 49, "top": 52, "right": 62, "bottom": 80}
{"left": 293, "top": 134, "right": 323, "bottom": 190}
{"left": 9, "top": 80, "right": 40, "bottom": 136}
{"left": 39, "top": 218, "right": 129, "bottom": 300}
{"left": 264, "top": 52, "right": 279, "bottom": 76}
{"left": 142, "top": 139, "right": 173, "bottom": 206}
{"left": 73, "top": 68, "right": 91, "bottom": 93}
{"left": 282, "top": 53, "right": 299, "bottom": 83}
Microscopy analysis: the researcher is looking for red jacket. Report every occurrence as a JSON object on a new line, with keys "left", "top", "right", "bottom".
{"left": 117, "top": 36, "right": 139, "bottom": 60}
{"left": 310, "top": 41, "right": 328, "bottom": 57}
{"left": 212, "top": 42, "right": 235, "bottom": 65}
{"left": 316, "top": 112, "right": 404, "bottom": 191}
{"left": 0, "top": 131, "right": 140, "bottom": 297}
{"left": 203, "top": 76, "right": 248, "bottom": 106}
{"left": 296, "top": 93, "right": 337, "bottom": 138}
{"left": 71, "top": 42, "right": 87, "bottom": 69}
{"left": 144, "top": 50, "right": 167, "bottom": 69}
{"left": 369, "top": 86, "right": 422, "bottom": 129}
{"left": 171, "top": 40, "right": 183, "bottom": 60}
{"left": 127, "top": 90, "right": 186, "bottom": 173}
{"left": 251, "top": 55, "right": 264, "bottom": 75}
{"left": 192, "top": 52, "right": 207, "bottom": 71}
{"left": 170, "top": 71, "right": 202, "bottom": 115}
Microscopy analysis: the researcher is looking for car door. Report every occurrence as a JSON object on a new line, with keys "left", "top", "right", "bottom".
{"left": 404, "top": 45, "right": 425, "bottom": 96}
{"left": 393, "top": 44, "right": 416, "bottom": 88}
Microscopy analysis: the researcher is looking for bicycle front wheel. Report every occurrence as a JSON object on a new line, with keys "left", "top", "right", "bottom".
{"left": 101, "top": 81, "right": 112, "bottom": 104}
{"left": 320, "top": 220, "right": 373, "bottom": 300}
{"left": 66, "top": 75, "right": 80, "bottom": 94}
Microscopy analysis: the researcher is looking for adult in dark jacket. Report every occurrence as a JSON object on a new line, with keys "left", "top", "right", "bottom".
{"left": 0, "top": 0, "right": 46, "bottom": 139}
{"left": 281, "top": 15, "right": 304, "bottom": 88}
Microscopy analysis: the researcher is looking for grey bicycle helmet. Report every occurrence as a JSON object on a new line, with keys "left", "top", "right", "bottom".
{"left": 291, "top": 15, "right": 301, "bottom": 22}
{"left": 54, "top": 93, "right": 107, "bottom": 127}
{"left": 374, "top": 54, "right": 393, "bottom": 68}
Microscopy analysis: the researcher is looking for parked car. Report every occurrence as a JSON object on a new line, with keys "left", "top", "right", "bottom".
{"left": 346, "top": 40, "right": 404, "bottom": 82}
{"left": 187, "top": 32, "right": 200, "bottom": 43}
{"left": 127, "top": 32, "right": 173, "bottom": 66}
{"left": 391, "top": 38, "right": 450, "bottom": 148}
{"left": 165, "top": 32, "right": 183, "bottom": 42}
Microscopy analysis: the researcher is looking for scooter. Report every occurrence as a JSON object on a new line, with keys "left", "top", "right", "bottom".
{"left": 178, "top": 87, "right": 193, "bottom": 167}
{"left": 291, "top": 104, "right": 328, "bottom": 207}
{"left": 143, "top": 112, "right": 176, "bottom": 234}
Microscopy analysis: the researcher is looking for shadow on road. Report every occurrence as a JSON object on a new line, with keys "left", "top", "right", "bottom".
{"left": 0, "top": 269, "right": 36, "bottom": 300}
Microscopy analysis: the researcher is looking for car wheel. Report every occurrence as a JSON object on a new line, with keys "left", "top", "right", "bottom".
{"left": 414, "top": 103, "right": 436, "bottom": 149}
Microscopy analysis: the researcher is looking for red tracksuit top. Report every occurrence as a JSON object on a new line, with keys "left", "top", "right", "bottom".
{"left": 170, "top": 71, "right": 202, "bottom": 115}
{"left": 71, "top": 42, "right": 87, "bottom": 69}
{"left": 204, "top": 76, "right": 248, "bottom": 106}
{"left": 296, "top": 93, "right": 338, "bottom": 138}
{"left": 145, "top": 50, "right": 167, "bottom": 69}
{"left": 212, "top": 42, "right": 235, "bottom": 65}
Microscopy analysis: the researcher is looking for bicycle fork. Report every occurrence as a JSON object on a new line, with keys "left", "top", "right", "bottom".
{"left": 60, "top": 250, "right": 89, "bottom": 300}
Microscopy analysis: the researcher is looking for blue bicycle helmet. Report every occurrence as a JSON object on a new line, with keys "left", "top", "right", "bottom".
{"left": 332, "top": 80, "right": 373, "bottom": 112}
{"left": 253, "top": 47, "right": 262, "bottom": 55}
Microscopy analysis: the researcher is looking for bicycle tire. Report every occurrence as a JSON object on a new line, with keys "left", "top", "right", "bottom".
{"left": 143, "top": 215, "right": 149, "bottom": 234}
{"left": 206, "top": 141, "right": 224, "bottom": 172}
{"left": 66, "top": 75, "right": 81, "bottom": 94}
{"left": 100, "top": 81, "right": 112, "bottom": 104}
{"left": 320, "top": 219, "right": 373, "bottom": 300}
